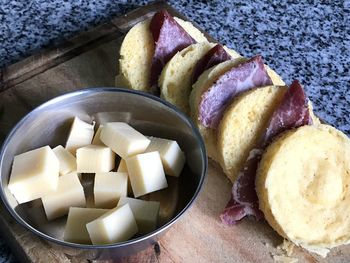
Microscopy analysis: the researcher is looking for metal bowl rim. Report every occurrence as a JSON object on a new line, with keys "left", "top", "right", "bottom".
{"left": 0, "top": 87, "right": 208, "bottom": 249}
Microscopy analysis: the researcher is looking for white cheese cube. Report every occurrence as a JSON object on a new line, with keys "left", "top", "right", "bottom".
{"left": 76, "top": 145, "right": 115, "bottom": 173}
{"left": 42, "top": 172, "right": 86, "bottom": 220}
{"left": 64, "top": 207, "right": 109, "bottom": 244}
{"left": 92, "top": 124, "right": 104, "bottom": 145}
{"left": 53, "top": 145, "right": 76, "bottom": 175}
{"left": 8, "top": 146, "right": 59, "bottom": 204}
{"left": 125, "top": 151, "right": 168, "bottom": 198}
{"left": 117, "top": 159, "right": 128, "bottom": 173}
{"left": 100, "top": 122, "right": 150, "bottom": 158}
{"left": 118, "top": 197, "right": 160, "bottom": 234}
{"left": 86, "top": 204, "right": 138, "bottom": 245}
{"left": 146, "top": 137, "right": 185, "bottom": 177}
{"left": 65, "top": 117, "right": 95, "bottom": 155}
{"left": 94, "top": 172, "right": 128, "bottom": 208}
{"left": 117, "top": 159, "right": 133, "bottom": 196}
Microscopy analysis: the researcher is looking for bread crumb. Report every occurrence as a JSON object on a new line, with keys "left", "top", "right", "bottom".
{"left": 272, "top": 255, "right": 298, "bottom": 263}
{"left": 271, "top": 239, "right": 298, "bottom": 263}
{"left": 277, "top": 239, "right": 295, "bottom": 256}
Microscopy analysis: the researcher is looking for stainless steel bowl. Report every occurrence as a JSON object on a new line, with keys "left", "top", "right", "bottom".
{"left": 0, "top": 88, "right": 207, "bottom": 259}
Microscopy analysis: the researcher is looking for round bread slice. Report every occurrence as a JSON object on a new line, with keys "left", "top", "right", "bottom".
{"left": 256, "top": 124, "right": 350, "bottom": 255}
{"left": 217, "top": 85, "right": 287, "bottom": 182}
{"left": 189, "top": 59, "right": 283, "bottom": 162}
{"left": 265, "top": 65, "right": 285, "bottom": 86}
{"left": 159, "top": 42, "right": 216, "bottom": 114}
{"left": 116, "top": 18, "right": 207, "bottom": 93}
{"left": 160, "top": 44, "right": 241, "bottom": 115}
{"left": 189, "top": 59, "right": 243, "bottom": 161}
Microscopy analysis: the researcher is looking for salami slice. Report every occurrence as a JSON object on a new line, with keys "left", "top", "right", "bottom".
{"left": 191, "top": 44, "right": 232, "bottom": 85}
{"left": 199, "top": 55, "right": 273, "bottom": 129}
{"left": 221, "top": 80, "right": 313, "bottom": 225}
{"left": 150, "top": 10, "right": 196, "bottom": 87}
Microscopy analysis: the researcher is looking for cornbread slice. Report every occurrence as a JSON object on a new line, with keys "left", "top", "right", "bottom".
{"left": 224, "top": 46, "right": 241, "bottom": 59}
{"left": 116, "top": 19, "right": 154, "bottom": 92}
{"left": 217, "top": 86, "right": 287, "bottom": 182}
{"left": 189, "top": 59, "right": 285, "bottom": 161}
{"left": 117, "top": 18, "right": 207, "bottom": 93}
{"left": 189, "top": 59, "right": 244, "bottom": 160}
{"left": 160, "top": 42, "right": 216, "bottom": 114}
{"left": 256, "top": 124, "right": 350, "bottom": 257}
{"left": 265, "top": 65, "right": 285, "bottom": 86}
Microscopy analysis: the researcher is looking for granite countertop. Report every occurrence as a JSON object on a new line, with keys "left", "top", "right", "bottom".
{"left": 0, "top": 0, "right": 349, "bottom": 261}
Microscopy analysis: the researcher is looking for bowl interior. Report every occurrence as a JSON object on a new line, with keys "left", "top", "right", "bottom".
{"left": 0, "top": 88, "right": 206, "bottom": 246}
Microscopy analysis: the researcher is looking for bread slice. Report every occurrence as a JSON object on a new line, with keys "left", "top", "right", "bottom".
{"left": 116, "top": 19, "right": 154, "bottom": 92}
{"left": 265, "top": 65, "right": 285, "bottom": 86}
{"left": 256, "top": 124, "right": 350, "bottom": 257}
{"left": 116, "top": 18, "right": 207, "bottom": 93}
{"left": 217, "top": 85, "right": 287, "bottom": 182}
{"left": 189, "top": 59, "right": 244, "bottom": 161}
{"left": 160, "top": 42, "right": 216, "bottom": 114}
{"left": 189, "top": 58, "right": 286, "bottom": 162}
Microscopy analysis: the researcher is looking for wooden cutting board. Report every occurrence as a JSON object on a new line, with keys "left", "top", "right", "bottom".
{"left": 0, "top": 1, "right": 349, "bottom": 262}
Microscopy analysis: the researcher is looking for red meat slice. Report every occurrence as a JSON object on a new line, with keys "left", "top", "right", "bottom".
{"left": 149, "top": 10, "right": 196, "bottom": 88}
{"left": 199, "top": 55, "right": 273, "bottom": 129}
{"left": 191, "top": 44, "right": 232, "bottom": 85}
{"left": 221, "top": 80, "right": 313, "bottom": 225}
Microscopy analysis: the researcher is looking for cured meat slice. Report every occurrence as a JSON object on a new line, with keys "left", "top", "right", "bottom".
{"left": 221, "top": 194, "right": 264, "bottom": 225}
{"left": 199, "top": 55, "right": 273, "bottom": 129}
{"left": 221, "top": 80, "right": 312, "bottom": 225}
{"left": 150, "top": 10, "right": 196, "bottom": 87}
{"left": 262, "top": 80, "right": 313, "bottom": 146}
{"left": 191, "top": 44, "right": 232, "bottom": 85}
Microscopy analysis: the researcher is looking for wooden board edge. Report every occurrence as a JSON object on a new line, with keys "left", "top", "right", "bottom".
{"left": 0, "top": 0, "right": 217, "bottom": 94}
{"left": 0, "top": 208, "right": 31, "bottom": 263}
{"left": 0, "top": 1, "right": 166, "bottom": 93}
{"left": 0, "top": 203, "right": 43, "bottom": 263}
{"left": 0, "top": 23, "right": 119, "bottom": 93}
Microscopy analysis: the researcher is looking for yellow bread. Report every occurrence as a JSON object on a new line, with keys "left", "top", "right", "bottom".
{"left": 160, "top": 42, "right": 216, "bottom": 114}
{"left": 218, "top": 85, "right": 287, "bottom": 182}
{"left": 189, "top": 59, "right": 284, "bottom": 161}
{"left": 160, "top": 43, "right": 242, "bottom": 115}
{"left": 308, "top": 100, "right": 321, "bottom": 125}
{"left": 189, "top": 59, "right": 243, "bottom": 161}
{"left": 117, "top": 17, "right": 207, "bottom": 93}
{"left": 265, "top": 65, "right": 285, "bottom": 86}
{"left": 256, "top": 124, "right": 350, "bottom": 256}
{"left": 223, "top": 46, "right": 241, "bottom": 59}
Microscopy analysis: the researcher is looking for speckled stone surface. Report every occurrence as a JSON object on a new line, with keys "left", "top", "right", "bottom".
{"left": 0, "top": 0, "right": 349, "bottom": 261}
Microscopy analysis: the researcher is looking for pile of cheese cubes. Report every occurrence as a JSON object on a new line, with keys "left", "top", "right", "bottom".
{"left": 7, "top": 116, "right": 186, "bottom": 245}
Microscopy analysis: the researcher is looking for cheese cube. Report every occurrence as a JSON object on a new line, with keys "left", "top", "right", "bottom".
{"left": 76, "top": 145, "right": 115, "bottom": 173}
{"left": 146, "top": 137, "right": 185, "bottom": 177}
{"left": 65, "top": 117, "right": 95, "bottom": 155}
{"left": 8, "top": 146, "right": 59, "bottom": 204}
{"left": 86, "top": 204, "right": 138, "bottom": 245}
{"left": 53, "top": 145, "right": 76, "bottom": 175}
{"left": 125, "top": 151, "right": 168, "bottom": 197}
{"left": 94, "top": 172, "right": 128, "bottom": 208}
{"left": 100, "top": 122, "right": 150, "bottom": 158}
{"left": 117, "top": 159, "right": 133, "bottom": 195}
{"left": 42, "top": 172, "right": 86, "bottom": 220}
{"left": 64, "top": 207, "right": 109, "bottom": 244}
{"left": 117, "top": 159, "right": 128, "bottom": 173}
{"left": 118, "top": 197, "right": 160, "bottom": 234}
{"left": 92, "top": 124, "right": 104, "bottom": 145}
